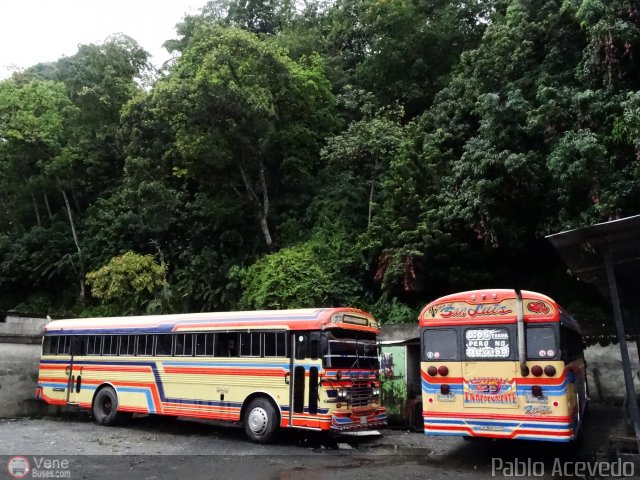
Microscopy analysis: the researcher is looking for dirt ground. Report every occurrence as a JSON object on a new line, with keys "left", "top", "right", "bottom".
{"left": 0, "top": 403, "right": 634, "bottom": 480}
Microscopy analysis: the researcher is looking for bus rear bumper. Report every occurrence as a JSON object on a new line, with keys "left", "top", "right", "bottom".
{"left": 423, "top": 421, "right": 576, "bottom": 442}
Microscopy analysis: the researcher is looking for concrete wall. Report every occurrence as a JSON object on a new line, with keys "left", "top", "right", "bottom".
{"left": 585, "top": 342, "right": 640, "bottom": 404}
{"left": 0, "top": 343, "right": 54, "bottom": 417}
{"left": 0, "top": 315, "right": 53, "bottom": 417}
{"left": 0, "top": 315, "right": 48, "bottom": 344}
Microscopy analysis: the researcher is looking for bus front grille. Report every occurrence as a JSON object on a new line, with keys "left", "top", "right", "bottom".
{"left": 348, "top": 381, "right": 373, "bottom": 407}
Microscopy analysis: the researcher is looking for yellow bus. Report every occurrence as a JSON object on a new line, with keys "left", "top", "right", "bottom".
{"left": 35, "top": 308, "right": 386, "bottom": 442}
{"left": 420, "top": 289, "right": 588, "bottom": 442}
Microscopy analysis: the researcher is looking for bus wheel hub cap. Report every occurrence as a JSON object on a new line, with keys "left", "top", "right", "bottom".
{"left": 248, "top": 407, "right": 268, "bottom": 434}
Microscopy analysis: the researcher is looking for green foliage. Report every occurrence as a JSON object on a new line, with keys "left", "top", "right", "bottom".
{"left": 85, "top": 251, "right": 168, "bottom": 315}
{"left": 237, "top": 230, "right": 366, "bottom": 310}
{"left": 235, "top": 241, "right": 334, "bottom": 309}
{"left": 1, "top": 0, "right": 636, "bottom": 335}
{"left": 370, "top": 296, "right": 419, "bottom": 325}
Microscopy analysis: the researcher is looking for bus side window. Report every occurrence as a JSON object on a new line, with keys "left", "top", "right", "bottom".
{"left": 175, "top": 334, "right": 194, "bottom": 356}
{"left": 264, "top": 332, "right": 287, "bottom": 357}
{"left": 264, "top": 332, "right": 276, "bottom": 357}
{"left": 195, "top": 333, "right": 211, "bottom": 356}
{"left": 59, "top": 336, "right": 71, "bottom": 355}
{"left": 277, "top": 332, "right": 288, "bottom": 357}
{"left": 70, "top": 337, "right": 85, "bottom": 356}
{"left": 217, "top": 333, "right": 238, "bottom": 357}
{"left": 106, "top": 336, "right": 119, "bottom": 356}
{"left": 561, "top": 328, "right": 584, "bottom": 363}
{"left": 119, "top": 336, "right": 131, "bottom": 356}
{"left": 137, "top": 335, "right": 153, "bottom": 356}
{"left": 85, "top": 336, "right": 94, "bottom": 355}
{"left": 569, "top": 331, "right": 584, "bottom": 362}
{"left": 240, "top": 332, "right": 261, "bottom": 357}
{"left": 42, "top": 337, "right": 54, "bottom": 355}
{"left": 155, "top": 335, "right": 172, "bottom": 356}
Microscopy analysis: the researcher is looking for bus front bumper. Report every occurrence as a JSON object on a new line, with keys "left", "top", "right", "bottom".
{"left": 330, "top": 409, "right": 387, "bottom": 431}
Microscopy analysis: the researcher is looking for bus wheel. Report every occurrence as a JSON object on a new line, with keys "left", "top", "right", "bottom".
{"left": 244, "top": 398, "right": 278, "bottom": 443}
{"left": 92, "top": 386, "right": 124, "bottom": 426}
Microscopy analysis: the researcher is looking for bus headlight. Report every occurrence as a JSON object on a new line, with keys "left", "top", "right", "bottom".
{"left": 337, "top": 388, "right": 348, "bottom": 399}
{"left": 372, "top": 387, "right": 380, "bottom": 396}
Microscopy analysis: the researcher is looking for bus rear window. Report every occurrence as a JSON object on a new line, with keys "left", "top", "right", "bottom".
{"left": 422, "top": 329, "right": 458, "bottom": 360}
{"left": 527, "top": 327, "right": 557, "bottom": 359}
{"left": 464, "top": 328, "right": 510, "bottom": 359}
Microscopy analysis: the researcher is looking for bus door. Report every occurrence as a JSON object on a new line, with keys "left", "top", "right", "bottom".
{"left": 461, "top": 327, "right": 519, "bottom": 409}
{"left": 288, "top": 332, "right": 321, "bottom": 427}
{"left": 66, "top": 336, "right": 85, "bottom": 405}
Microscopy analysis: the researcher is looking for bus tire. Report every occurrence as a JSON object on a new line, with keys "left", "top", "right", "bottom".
{"left": 244, "top": 397, "right": 278, "bottom": 443}
{"left": 92, "top": 386, "right": 124, "bottom": 426}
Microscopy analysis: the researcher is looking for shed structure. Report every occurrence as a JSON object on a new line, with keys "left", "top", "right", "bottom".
{"left": 547, "top": 215, "right": 640, "bottom": 452}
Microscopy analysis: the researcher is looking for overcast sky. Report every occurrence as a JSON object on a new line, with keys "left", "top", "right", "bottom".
{"left": 0, "top": 0, "right": 210, "bottom": 78}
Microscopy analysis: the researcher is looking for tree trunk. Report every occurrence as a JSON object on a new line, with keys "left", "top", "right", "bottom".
{"left": 368, "top": 161, "right": 380, "bottom": 230}
{"left": 368, "top": 179, "right": 375, "bottom": 230}
{"left": 43, "top": 193, "right": 53, "bottom": 220}
{"left": 61, "top": 188, "right": 85, "bottom": 301}
{"left": 256, "top": 162, "right": 274, "bottom": 251}
{"left": 238, "top": 157, "right": 274, "bottom": 251}
{"left": 31, "top": 193, "right": 42, "bottom": 227}
{"left": 258, "top": 212, "right": 274, "bottom": 251}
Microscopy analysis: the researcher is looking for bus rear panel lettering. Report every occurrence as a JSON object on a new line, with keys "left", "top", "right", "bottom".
{"left": 419, "top": 289, "right": 587, "bottom": 442}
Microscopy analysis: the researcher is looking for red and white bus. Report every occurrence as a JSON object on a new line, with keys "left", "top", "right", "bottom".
{"left": 420, "top": 289, "right": 588, "bottom": 442}
{"left": 36, "top": 308, "right": 386, "bottom": 442}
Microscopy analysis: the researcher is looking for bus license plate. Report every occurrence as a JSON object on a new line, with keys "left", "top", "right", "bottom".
{"left": 437, "top": 394, "right": 455, "bottom": 402}
{"left": 360, "top": 416, "right": 368, "bottom": 424}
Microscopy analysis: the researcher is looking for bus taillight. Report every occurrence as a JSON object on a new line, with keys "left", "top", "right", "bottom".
{"left": 427, "top": 366, "right": 438, "bottom": 376}
{"left": 544, "top": 365, "right": 556, "bottom": 377}
{"left": 531, "top": 365, "right": 543, "bottom": 377}
{"left": 437, "top": 366, "right": 449, "bottom": 376}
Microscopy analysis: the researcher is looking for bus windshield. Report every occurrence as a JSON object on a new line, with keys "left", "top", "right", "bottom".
{"left": 323, "top": 329, "right": 379, "bottom": 369}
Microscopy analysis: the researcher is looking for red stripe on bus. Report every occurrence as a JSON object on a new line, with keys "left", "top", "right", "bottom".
{"left": 162, "top": 367, "right": 284, "bottom": 376}
{"left": 423, "top": 411, "right": 573, "bottom": 422}
{"left": 39, "top": 364, "right": 153, "bottom": 374}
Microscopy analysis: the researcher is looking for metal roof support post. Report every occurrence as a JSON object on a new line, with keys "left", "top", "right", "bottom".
{"left": 631, "top": 305, "right": 640, "bottom": 366}
{"left": 604, "top": 244, "right": 640, "bottom": 452}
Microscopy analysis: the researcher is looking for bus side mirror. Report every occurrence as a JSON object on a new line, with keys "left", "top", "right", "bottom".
{"left": 70, "top": 337, "right": 84, "bottom": 356}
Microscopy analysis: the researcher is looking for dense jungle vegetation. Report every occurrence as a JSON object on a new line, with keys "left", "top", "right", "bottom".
{"left": 2, "top": 0, "right": 639, "bottom": 334}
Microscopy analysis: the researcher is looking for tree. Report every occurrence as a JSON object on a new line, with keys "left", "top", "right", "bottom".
{"left": 85, "top": 251, "right": 168, "bottom": 315}
{"left": 156, "top": 26, "right": 336, "bottom": 251}
{"left": 236, "top": 231, "right": 365, "bottom": 309}
{"left": 324, "top": 0, "right": 492, "bottom": 116}
{"left": 0, "top": 79, "right": 86, "bottom": 297}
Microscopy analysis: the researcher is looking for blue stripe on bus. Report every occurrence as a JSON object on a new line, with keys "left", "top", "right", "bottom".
{"left": 421, "top": 379, "right": 569, "bottom": 395}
